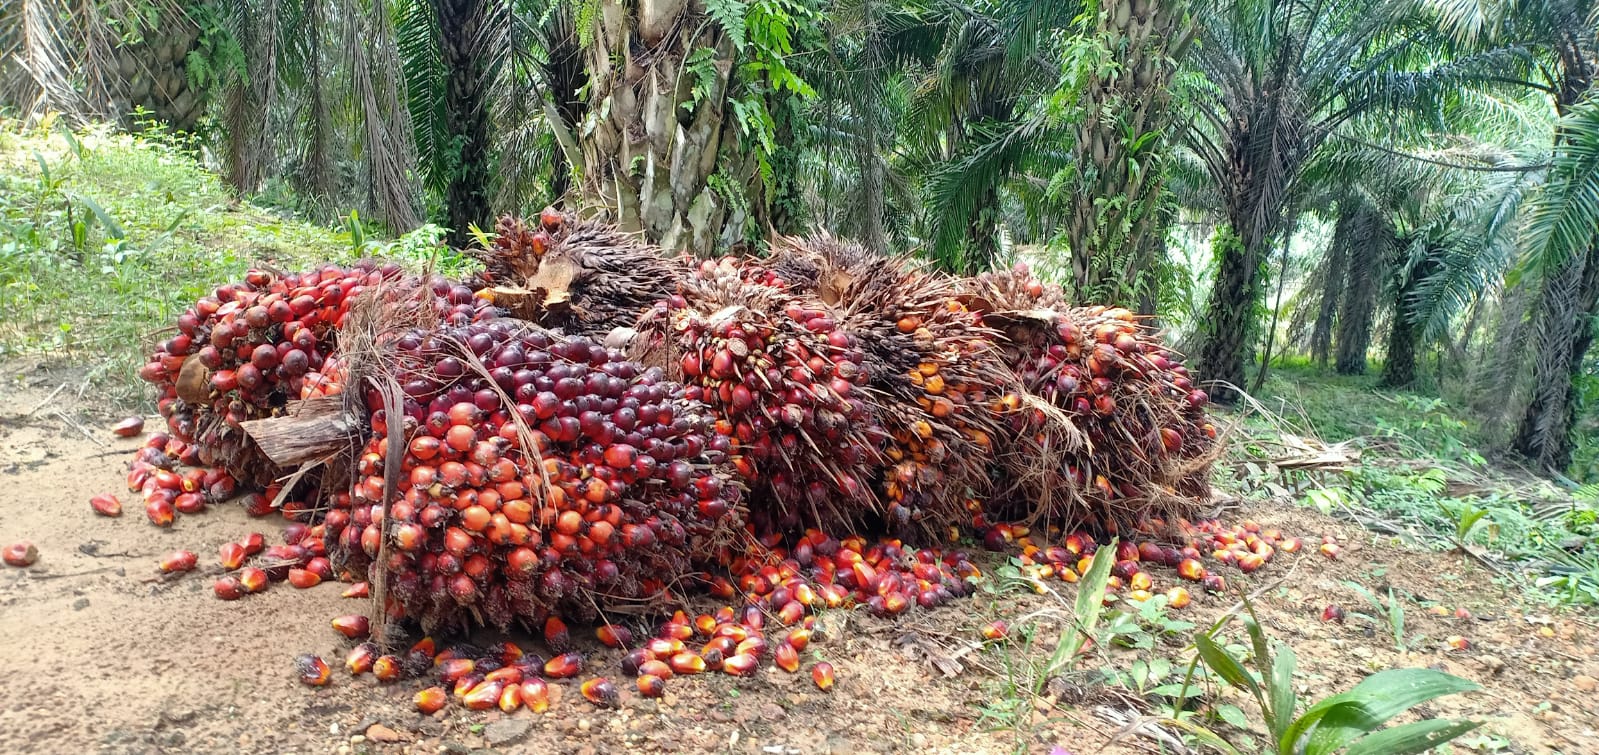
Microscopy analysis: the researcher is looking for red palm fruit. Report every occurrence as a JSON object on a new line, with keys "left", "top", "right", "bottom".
{"left": 694, "top": 614, "right": 718, "bottom": 636}
{"left": 1112, "top": 560, "right": 1140, "bottom": 580}
{"left": 1279, "top": 538, "right": 1303, "bottom": 553}
{"left": 90, "top": 494, "right": 123, "bottom": 517}
{"left": 112, "top": 416, "right": 145, "bottom": 437}
{"left": 735, "top": 636, "right": 769, "bottom": 659}
{"left": 721, "top": 654, "right": 757, "bottom": 677}
{"left": 646, "top": 638, "right": 685, "bottom": 657}
{"left": 1238, "top": 553, "right": 1266, "bottom": 573}
{"left": 659, "top": 621, "right": 695, "bottom": 641}
{"left": 494, "top": 641, "right": 524, "bottom": 665}
{"left": 145, "top": 498, "right": 175, "bottom": 527}
{"left": 1455, "top": 607, "right": 1472, "bottom": 621}
{"left": 287, "top": 568, "right": 321, "bottom": 589}
{"left": 497, "top": 683, "right": 522, "bottom": 713}
{"left": 1446, "top": 635, "right": 1471, "bottom": 651}
{"left": 438, "top": 659, "right": 476, "bottom": 684}
{"left": 1177, "top": 558, "right": 1206, "bottom": 582}
{"left": 463, "top": 680, "right": 503, "bottom": 711}
{"left": 520, "top": 678, "right": 550, "bottom": 713}
{"left": 638, "top": 660, "right": 673, "bottom": 680}
{"left": 213, "top": 576, "right": 245, "bottom": 600}
{"left": 544, "top": 616, "right": 571, "bottom": 652}
{"left": 786, "top": 629, "right": 813, "bottom": 652}
{"left": 709, "top": 577, "right": 736, "bottom": 599}
{"left": 777, "top": 600, "right": 805, "bottom": 625}
{"left": 980, "top": 621, "right": 1008, "bottom": 640}
{"left": 580, "top": 678, "right": 619, "bottom": 708}
{"left": 295, "top": 654, "right": 331, "bottom": 686}
{"left": 543, "top": 652, "right": 583, "bottom": 679}
{"left": 415, "top": 687, "right": 448, "bottom": 715}
{"left": 304, "top": 557, "right": 333, "bottom": 581}
{"left": 372, "top": 655, "right": 402, "bottom": 682}
{"left": 1319, "top": 543, "right": 1341, "bottom": 560}
{"left": 346, "top": 643, "right": 378, "bottom": 675}
{"left": 240, "top": 532, "right": 266, "bottom": 555}
{"left": 238, "top": 567, "right": 268, "bottom": 593}
{"left": 668, "top": 652, "right": 706, "bottom": 675}
{"left": 1129, "top": 572, "right": 1153, "bottom": 592}
{"left": 637, "top": 674, "right": 666, "bottom": 698}
{"left": 1321, "top": 605, "right": 1346, "bottom": 623}
{"left": 1166, "top": 587, "right": 1192, "bottom": 609}
{"left": 596, "top": 624, "right": 632, "bottom": 649}
{"left": 484, "top": 667, "right": 523, "bottom": 686}
{"left": 410, "top": 637, "right": 437, "bottom": 658}
{"left": 341, "top": 582, "right": 369, "bottom": 599}
{"left": 1137, "top": 542, "right": 1164, "bottom": 563}
{"left": 331, "top": 614, "right": 370, "bottom": 639}
{"left": 1115, "top": 541, "right": 1140, "bottom": 562}
{"left": 173, "top": 493, "right": 206, "bottom": 514}
{"left": 158, "top": 550, "right": 197, "bottom": 573}
{"left": 1201, "top": 574, "right": 1227, "bottom": 593}
{"left": 774, "top": 643, "right": 800, "bottom": 673}
{"left": 811, "top": 662, "right": 835, "bottom": 691}
{"left": 453, "top": 674, "right": 483, "bottom": 700}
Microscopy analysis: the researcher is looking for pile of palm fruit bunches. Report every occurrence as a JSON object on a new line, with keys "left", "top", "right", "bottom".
{"left": 98, "top": 208, "right": 1333, "bottom": 713}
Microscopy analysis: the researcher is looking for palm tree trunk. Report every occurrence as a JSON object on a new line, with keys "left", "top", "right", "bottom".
{"left": 1196, "top": 228, "right": 1258, "bottom": 397}
{"left": 433, "top": 0, "right": 501, "bottom": 247}
{"left": 1335, "top": 207, "right": 1384, "bottom": 375}
{"left": 576, "top": 1, "right": 750, "bottom": 254}
{"left": 1309, "top": 223, "right": 1347, "bottom": 367}
{"left": 1064, "top": 0, "right": 1192, "bottom": 305}
{"left": 1513, "top": 244, "right": 1599, "bottom": 468}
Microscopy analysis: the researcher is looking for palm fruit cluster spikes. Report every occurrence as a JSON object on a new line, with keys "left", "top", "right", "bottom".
{"left": 766, "top": 236, "right": 1008, "bottom": 537}
{"left": 635, "top": 256, "right": 882, "bottom": 532}
{"left": 969, "top": 264, "right": 1216, "bottom": 533}
{"left": 472, "top": 208, "right": 685, "bottom": 337}
{"left": 137, "top": 261, "right": 500, "bottom": 489}
{"left": 323, "top": 321, "right": 744, "bottom": 633}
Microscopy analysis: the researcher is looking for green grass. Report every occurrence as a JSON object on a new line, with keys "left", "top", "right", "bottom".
{"left": 0, "top": 120, "right": 473, "bottom": 408}
{"left": 1228, "top": 360, "right": 1599, "bottom": 606}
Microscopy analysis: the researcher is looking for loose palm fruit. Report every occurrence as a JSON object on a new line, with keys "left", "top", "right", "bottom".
{"left": 722, "top": 654, "right": 757, "bottom": 677}
{"left": 437, "top": 658, "right": 476, "bottom": 684}
{"left": 346, "top": 643, "right": 378, "bottom": 675}
{"left": 1177, "top": 558, "right": 1206, "bottom": 582}
{"left": 786, "top": 628, "right": 813, "bottom": 652}
{"left": 296, "top": 654, "right": 331, "bottom": 686}
{"left": 1166, "top": 587, "right": 1191, "bottom": 609}
{"left": 372, "top": 655, "right": 402, "bottom": 682}
{"left": 669, "top": 652, "right": 706, "bottom": 675}
{"left": 112, "top": 417, "right": 145, "bottom": 437}
{"left": 498, "top": 683, "right": 522, "bottom": 713}
{"left": 638, "top": 660, "right": 673, "bottom": 680}
{"left": 596, "top": 624, "right": 632, "bottom": 649}
{"left": 237, "top": 567, "right": 268, "bottom": 593}
{"left": 811, "top": 661, "right": 835, "bottom": 691}
{"left": 463, "top": 680, "right": 503, "bottom": 710}
{"left": 1319, "top": 543, "right": 1341, "bottom": 559}
{"left": 159, "top": 550, "right": 198, "bottom": 573}
{"left": 1201, "top": 574, "right": 1227, "bottom": 593}
{"left": 775, "top": 642, "right": 800, "bottom": 672}
{"left": 581, "top": 678, "right": 619, "bottom": 708}
{"left": 1237, "top": 553, "right": 1265, "bottom": 573}
{"left": 1446, "top": 635, "right": 1471, "bottom": 651}
{"left": 341, "top": 582, "right": 369, "bottom": 599}
{"left": 213, "top": 576, "right": 245, "bottom": 600}
{"left": 543, "top": 652, "right": 583, "bottom": 679}
{"left": 1129, "top": 571, "right": 1153, "bottom": 592}
{"left": 1322, "top": 605, "right": 1346, "bottom": 623}
{"left": 415, "top": 687, "right": 448, "bottom": 714}
{"left": 520, "top": 678, "right": 550, "bottom": 713}
{"left": 980, "top": 621, "right": 1008, "bottom": 640}
{"left": 219, "top": 543, "right": 246, "bottom": 570}
{"left": 90, "top": 494, "right": 123, "bottom": 517}
{"left": 288, "top": 568, "right": 321, "bottom": 589}
{"left": 544, "top": 616, "right": 572, "bottom": 652}
{"left": 637, "top": 674, "right": 666, "bottom": 698}
{"left": 331, "top": 615, "right": 370, "bottom": 639}
{"left": 145, "top": 498, "right": 175, "bottom": 527}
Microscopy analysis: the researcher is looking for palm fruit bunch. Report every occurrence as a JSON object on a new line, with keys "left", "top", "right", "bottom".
{"left": 631, "top": 256, "right": 884, "bottom": 533}
{"left": 136, "top": 263, "right": 495, "bottom": 494}
{"left": 964, "top": 264, "right": 1216, "bottom": 533}
{"left": 323, "top": 319, "right": 745, "bottom": 634}
{"left": 471, "top": 209, "right": 685, "bottom": 338}
{"left": 767, "top": 236, "right": 1008, "bottom": 539}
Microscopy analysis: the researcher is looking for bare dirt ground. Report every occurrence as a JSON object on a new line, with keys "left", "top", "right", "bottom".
{"left": 3, "top": 374, "right": 1597, "bottom": 755}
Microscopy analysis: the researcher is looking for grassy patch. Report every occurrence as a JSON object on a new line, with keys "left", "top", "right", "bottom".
{"left": 1226, "top": 362, "right": 1599, "bottom": 606}
{"left": 0, "top": 121, "right": 476, "bottom": 408}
